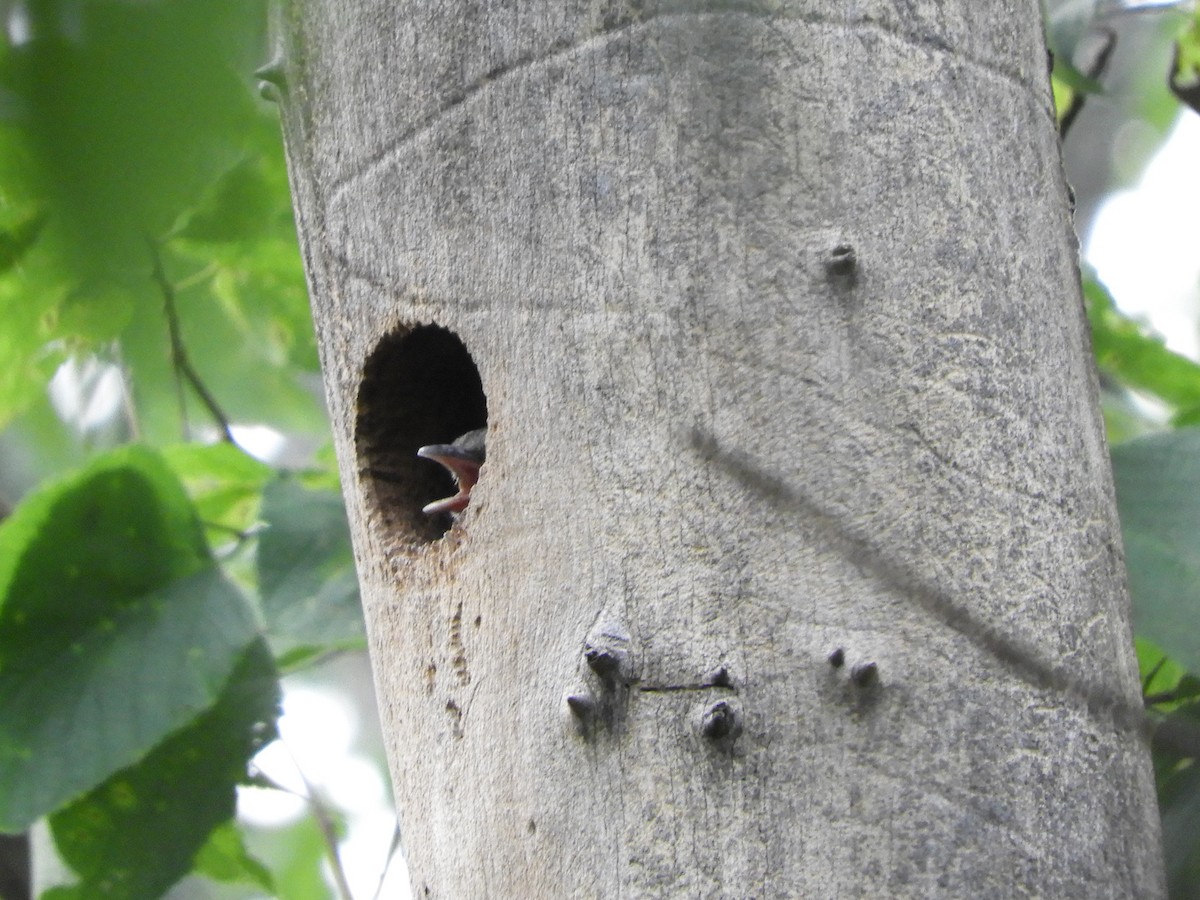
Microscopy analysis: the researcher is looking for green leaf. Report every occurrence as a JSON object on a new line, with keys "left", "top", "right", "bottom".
{"left": 162, "top": 441, "right": 274, "bottom": 538}
{"left": 1175, "top": 9, "right": 1200, "bottom": 86}
{"left": 1173, "top": 8, "right": 1200, "bottom": 114}
{"left": 1052, "top": 55, "right": 1105, "bottom": 98}
{"left": 49, "top": 639, "right": 278, "bottom": 900}
{"left": 1140, "top": 636, "right": 1191, "bottom": 699}
{"left": 118, "top": 245, "right": 323, "bottom": 444}
{"left": 0, "top": 444, "right": 209, "bottom": 624}
{"left": 38, "top": 888, "right": 87, "bottom": 900}
{"left": 1086, "top": 278, "right": 1200, "bottom": 416}
{"left": 306, "top": 443, "right": 343, "bottom": 493}
{"left": 0, "top": 447, "right": 260, "bottom": 830}
{"left": 257, "top": 475, "right": 364, "bottom": 652}
{"left": 50, "top": 285, "right": 137, "bottom": 345}
{"left": 1051, "top": 73, "right": 1075, "bottom": 122}
{"left": 0, "top": 2, "right": 317, "bottom": 440}
{"left": 180, "top": 158, "right": 279, "bottom": 245}
{"left": 0, "top": 263, "right": 68, "bottom": 427}
{"left": 1099, "top": 385, "right": 1162, "bottom": 445}
{"left": 0, "top": 208, "right": 45, "bottom": 275}
{"left": 261, "top": 813, "right": 339, "bottom": 900}
{"left": 3, "top": 1, "right": 264, "bottom": 278}
{"left": 1112, "top": 430, "right": 1200, "bottom": 674}
{"left": 192, "top": 819, "right": 275, "bottom": 891}
{"left": 274, "top": 643, "right": 338, "bottom": 674}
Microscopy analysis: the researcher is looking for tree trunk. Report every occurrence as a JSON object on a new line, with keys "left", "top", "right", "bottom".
{"left": 273, "top": 1, "right": 1164, "bottom": 895}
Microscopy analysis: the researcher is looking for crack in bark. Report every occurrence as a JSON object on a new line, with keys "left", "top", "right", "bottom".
{"left": 325, "top": 5, "right": 1049, "bottom": 211}
{"left": 638, "top": 681, "right": 725, "bottom": 693}
{"left": 450, "top": 601, "right": 471, "bottom": 686}
{"left": 326, "top": 21, "right": 639, "bottom": 207}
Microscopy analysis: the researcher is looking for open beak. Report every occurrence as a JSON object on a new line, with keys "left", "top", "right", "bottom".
{"left": 417, "top": 443, "right": 483, "bottom": 514}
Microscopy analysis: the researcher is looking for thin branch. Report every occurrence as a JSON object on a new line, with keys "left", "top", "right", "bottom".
{"left": 1059, "top": 28, "right": 1117, "bottom": 140}
{"left": 1142, "top": 655, "right": 1169, "bottom": 696}
{"left": 250, "top": 762, "right": 356, "bottom": 900}
{"left": 297, "top": 768, "right": 356, "bottom": 900}
{"left": 200, "top": 520, "right": 263, "bottom": 560}
{"left": 369, "top": 822, "right": 403, "bottom": 900}
{"left": 114, "top": 353, "right": 142, "bottom": 442}
{"left": 173, "top": 261, "right": 219, "bottom": 293}
{"left": 147, "top": 239, "right": 234, "bottom": 443}
{"left": 1144, "top": 690, "right": 1179, "bottom": 707}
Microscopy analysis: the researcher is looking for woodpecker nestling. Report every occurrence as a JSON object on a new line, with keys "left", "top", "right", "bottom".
{"left": 416, "top": 428, "right": 486, "bottom": 515}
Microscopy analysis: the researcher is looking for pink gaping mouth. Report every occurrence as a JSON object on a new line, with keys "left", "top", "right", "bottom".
{"left": 417, "top": 431, "right": 485, "bottom": 514}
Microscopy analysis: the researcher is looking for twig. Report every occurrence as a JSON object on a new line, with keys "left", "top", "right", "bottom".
{"left": 1059, "top": 28, "right": 1117, "bottom": 140}
{"left": 147, "top": 239, "right": 234, "bottom": 443}
{"left": 298, "top": 769, "right": 356, "bottom": 900}
{"left": 370, "top": 822, "right": 402, "bottom": 900}
{"left": 1142, "top": 655, "right": 1169, "bottom": 696}
{"left": 114, "top": 352, "right": 142, "bottom": 441}
{"left": 251, "top": 762, "right": 356, "bottom": 900}
{"left": 173, "top": 261, "right": 219, "bottom": 293}
{"left": 1144, "top": 690, "right": 1179, "bottom": 707}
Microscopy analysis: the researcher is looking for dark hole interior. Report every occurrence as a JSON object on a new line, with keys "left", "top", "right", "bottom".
{"left": 356, "top": 324, "right": 487, "bottom": 542}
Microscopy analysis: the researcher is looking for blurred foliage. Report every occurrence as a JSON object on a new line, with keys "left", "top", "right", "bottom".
{"left": 0, "top": 0, "right": 322, "bottom": 450}
{"left": 1053, "top": 6, "right": 1200, "bottom": 896}
{"left": 1171, "top": 5, "right": 1200, "bottom": 112}
{"left": 0, "top": 1, "right": 368, "bottom": 897}
{"left": 1087, "top": 277, "right": 1200, "bottom": 427}
{"left": 0, "top": 0, "right": 1197, "bottom": 898}
{"left": 0, "top": 449, "right": 257, "bottom": 833}
{"left": 1178, "top": 7, "right": 1200, "bottom": 80}
{"left": 1114, "top": 432, "right": 1200, "bottom": 673}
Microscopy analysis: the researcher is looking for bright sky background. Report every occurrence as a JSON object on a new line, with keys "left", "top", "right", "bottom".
{"left": 1086, "top": 111, "right": 1200, "bottom": 360}
{"left": 240, "top": 679, "right": 413, "bottom": 899}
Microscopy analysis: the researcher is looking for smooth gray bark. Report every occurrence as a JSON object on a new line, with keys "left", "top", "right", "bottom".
{"left": 274, "top": 1, "right": 1165, "bottom": 895}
